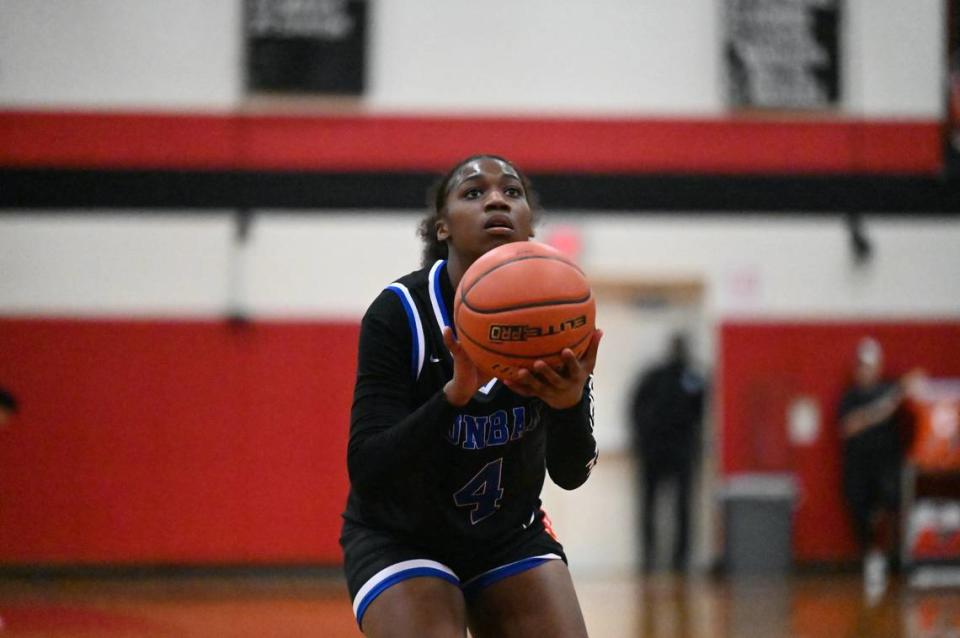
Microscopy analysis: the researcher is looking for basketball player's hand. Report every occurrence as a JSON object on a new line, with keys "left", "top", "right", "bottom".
{"left": 442, "top": 327, "right": 492, "bottom": 407}
{"left": 506, "top": 329, "right": 603, "bottom": 410}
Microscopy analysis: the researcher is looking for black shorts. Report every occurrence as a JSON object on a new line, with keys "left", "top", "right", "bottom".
{"left": 340, "top": 516, "right": 566, "bottom": 629}
{"left": 842, "top": 446, "right": 901, "bottom": 546}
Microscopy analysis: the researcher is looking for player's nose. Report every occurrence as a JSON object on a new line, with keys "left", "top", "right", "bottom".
{"left": 483, "top": 189, "right": 510, "bottom": 211}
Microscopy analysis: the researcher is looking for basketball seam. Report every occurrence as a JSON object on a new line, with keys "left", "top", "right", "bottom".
{"left": 461, "top": 254, "right": 585, "bottom": 299}
{"left": 460, "top": 293, "right": 593, "bottom": 314}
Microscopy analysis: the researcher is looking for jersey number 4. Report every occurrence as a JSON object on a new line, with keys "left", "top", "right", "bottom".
{"left": 453, "top": 458, "right": 504, "bottom": 525}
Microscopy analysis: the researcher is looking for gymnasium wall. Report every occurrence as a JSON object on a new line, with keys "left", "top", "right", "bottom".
{"left": 1, "top": 1, "right": 958, "bottom": 568}
{"left": 0, "top": 318, "right": 356, "bottom": 564}
{"left": 0, "top": 0, "right": 943, "bottom": 116}
{"left": 720, "top": 321, "right": 960, "bottom": 561}
{"left": 5, "top": 212, "right": 960, "bottom": 454}
{"left": 3, "top": 213, "right": 959, "bottom": 565}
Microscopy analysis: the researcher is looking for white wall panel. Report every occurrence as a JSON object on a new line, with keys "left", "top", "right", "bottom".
{"left": 3, "top": 213, "right": 958, "bottom": 318}
{"left": 844, "top": 0, "right": 945, "bottom": 117}
{"left": 242, "top": 213, "right": 423, "bottom": 318}
{"left": 0, "top": 213, "right": 236, "bottom": 316}
{"left": 369, "top": 0, "right": 723, "bottom": 114}
{"left": 0, "top": 0, "right": 242, "bottom": 108}
{"left": 581, "top": 215, "right": 960, "bottom": 318}
{"left": 0, "top": 0, "right": 945, "bottom": 116}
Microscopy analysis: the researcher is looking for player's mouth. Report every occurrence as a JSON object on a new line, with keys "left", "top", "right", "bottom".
{"left": 484, "top": 214, "right": 515, "bottom": 235}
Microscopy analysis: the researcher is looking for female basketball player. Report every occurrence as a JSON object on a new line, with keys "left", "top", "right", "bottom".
{"left": 341, "top": 155, "right": 602, "bottom": 637}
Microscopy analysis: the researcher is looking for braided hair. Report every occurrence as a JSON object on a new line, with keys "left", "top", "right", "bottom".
{"left": 417, "top": 154, "right": 540, "bottom": 267}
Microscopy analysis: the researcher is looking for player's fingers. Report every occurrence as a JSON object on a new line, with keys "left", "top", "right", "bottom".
{"left": 533, "top": 360, "right": 566, "bottom": 387}
{"left": 514, "top": 368, "right": 546, "bottom": 392}
{"left": 559, "top": 349, "right": 581, "bottom": 378}
{"left": 443, "top": 327, "right": 465, "bottom": 357}
{"left": 579, "top": 329, "right": 603, "bottom": 373}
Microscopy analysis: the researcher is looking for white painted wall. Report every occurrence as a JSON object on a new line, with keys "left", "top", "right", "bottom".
{"left": 0, "top": 213, "right": 237, "bottom": 316}
{"left": 0, "top": 1, "right": 243, "bottom": 109}
{"left": 241, "top": 213, "right": 423, "bottom": 319}
{"left": 843, "top": 0, "right": 946, "bottom": 117}
{"left": 369, "top": 0, "right": 723, "bottom": 115}
{"left": 5, "top": 213, "right": 957, "bottom": 320}
{"left": 582, "top": 215, "right": 960, "bottom": 318}
{"left": 0, "top": 0, "right": 946, "bottom": 117}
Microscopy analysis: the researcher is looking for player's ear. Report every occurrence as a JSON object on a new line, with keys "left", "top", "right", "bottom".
{"left": 436, "top": 219, "right": 450, "bottom": 242}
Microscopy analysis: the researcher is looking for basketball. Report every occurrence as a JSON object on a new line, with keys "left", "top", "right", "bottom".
{"left": 453, "top": 241, "right": 596, "bottom": 380}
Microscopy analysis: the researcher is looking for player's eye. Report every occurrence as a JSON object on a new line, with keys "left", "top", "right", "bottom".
{"left": 504, "top": 186, "right": 524, "bottom": 198}
{"left": 463, "top": 188, "right": 483, "bottom": 200}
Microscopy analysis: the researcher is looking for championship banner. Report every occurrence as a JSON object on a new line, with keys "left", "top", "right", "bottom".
{"left": 724, "top": 0, "right": 842, "bottom": 111}
{"left": 246, "top": 0, "right": 367, "bottom": 95}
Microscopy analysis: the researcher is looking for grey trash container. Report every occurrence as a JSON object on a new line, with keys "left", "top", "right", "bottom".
{"left": 720, "top": 473, "right": 798, "bottom": 572}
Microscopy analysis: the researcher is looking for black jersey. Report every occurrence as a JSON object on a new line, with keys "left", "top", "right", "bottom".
{"left": 343, "top": 260, "right": 597, "bottom": 560}
{"left": 838, "top": 381, "right": 902, "bottom": 459}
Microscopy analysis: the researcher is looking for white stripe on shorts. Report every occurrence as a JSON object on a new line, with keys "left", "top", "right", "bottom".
{"left": 352, "top": 558, "right": 459, "bottom": 618}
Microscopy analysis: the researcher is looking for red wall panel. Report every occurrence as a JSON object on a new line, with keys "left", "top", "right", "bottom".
{"left": 0, "top": 110, "right": 942, "bottom": 174}
{"left": 719, "top": 321, "right": 960, "bottom": 562}
{"left": 6, "top": 317, "right": 960, "bottom": 565}
{"left": 0, "top": 318, "right": 357, "bottom": 565}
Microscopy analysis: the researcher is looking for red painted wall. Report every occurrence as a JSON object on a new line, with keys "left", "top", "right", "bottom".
{"left": 5, "top": 317, "right": 960, "bottom": 565}
{"left": 0, "top": 318, "right": 357, "bottom": 565}
{"left": 0, "top": 110, "right": 942, "bottom": 174}
{"left": 719, "top": 321, "right": 960, "bottom": 562}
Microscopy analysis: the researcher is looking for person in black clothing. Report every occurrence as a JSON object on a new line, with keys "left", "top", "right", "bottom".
{"left": 340, "top": 155, "right": 602, "bottom": 638}
{"left": 629, "top": 333, "right": 705, "bottom": 572}
{"left": 838, "top": 337, "right": 921, "bottom": 566}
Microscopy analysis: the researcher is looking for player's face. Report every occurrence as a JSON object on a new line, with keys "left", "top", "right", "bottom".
{"left": 437, "top": 158, "right": 535, "bottom": 264}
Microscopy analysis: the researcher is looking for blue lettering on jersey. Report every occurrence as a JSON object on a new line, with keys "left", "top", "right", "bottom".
{"left": 510, "top": 406, "right": 526, "bottom": 440}
{"left": 450, "top": 407, "right": 529, "bottom": 450}
{"left": 446, "top": 415, "right": 462, "bottom": 445}
{"left": 487, "top": 410, "right": 509, "bottom": 446}
{"left": 462, "top": 414, "right": 488, "bottom": 450}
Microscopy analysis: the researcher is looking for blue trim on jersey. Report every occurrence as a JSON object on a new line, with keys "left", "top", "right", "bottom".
{"left": 356, "top": 567, "right": 460, "bottom": 628}
{"left": 387, "top": 284, "right": 420, "bottom": 379}
{"left": 461, "top": 556, "right": 554, "bottom": 599}
{"left": 433, "top": 260, "right": 453, "bottom": 331}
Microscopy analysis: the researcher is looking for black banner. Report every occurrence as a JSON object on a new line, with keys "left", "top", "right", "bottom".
{"left": 725, "top": 0, "right": 841, "bottom": 110}
{"left": 246, "top": 0, "right": 367, "bottom": 95}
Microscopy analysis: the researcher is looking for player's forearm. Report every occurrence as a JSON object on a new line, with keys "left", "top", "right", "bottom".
{"left": 544, "top": 392, "right": 598, "bottom": 490}
{"left": 347, "top": 391, "right": 458, "bottom": 495}
{"left": 546, "top": 442, "right": 598, "bottom": 490}
{"left": 841, "top": 389, "right": 902, "bottom": 438}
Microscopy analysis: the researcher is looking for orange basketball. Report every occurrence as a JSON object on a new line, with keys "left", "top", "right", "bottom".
{"left": 453, "top": 241, "right": 596, "bottom": 380}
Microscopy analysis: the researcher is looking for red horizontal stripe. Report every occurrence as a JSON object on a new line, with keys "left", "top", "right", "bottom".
{"left": 0, "top": 109, "right": 942, "bottom": 174}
